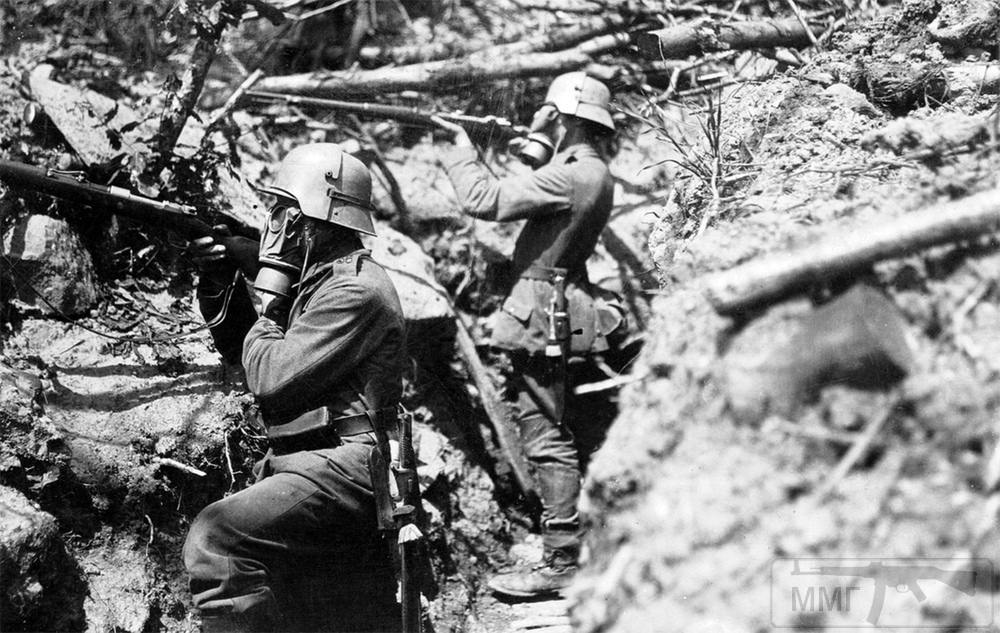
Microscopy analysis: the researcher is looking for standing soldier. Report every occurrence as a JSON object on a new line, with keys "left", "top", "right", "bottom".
{"left": 184, "top": 144, "right": 406, "bottom": 632}
{"left": 434, "top": 72, "right": 626, "bottom": 599}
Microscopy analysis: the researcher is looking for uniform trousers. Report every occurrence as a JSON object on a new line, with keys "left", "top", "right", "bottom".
{"left": 183, "top": 436, "right": 398, "bottom": 632}
{"left": 508, "top": 354, "right": 616, "bottom": 565}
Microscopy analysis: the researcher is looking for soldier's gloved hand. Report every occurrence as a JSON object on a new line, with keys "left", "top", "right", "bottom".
{"left": 430, "top": 116, "right": 473, "bottom": 149}
{"left": 507, "top": 136, "right": 529, "bottom": 155}
{"left": 188, "top": 225, "right": 261, "bottom": 279}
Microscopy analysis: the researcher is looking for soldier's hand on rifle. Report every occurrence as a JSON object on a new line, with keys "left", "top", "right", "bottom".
{"left": 188, "top": 225, "right": 261, "bottom": 279}
{"left": 430, "top": 116, "right": 473, "bottom": 149}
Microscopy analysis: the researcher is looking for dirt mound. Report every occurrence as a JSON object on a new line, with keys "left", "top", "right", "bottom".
{"left": 574, "top": 0, "right": 1000, "bottom": 630}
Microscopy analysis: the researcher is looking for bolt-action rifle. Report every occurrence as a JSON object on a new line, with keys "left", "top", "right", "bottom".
{"left": 0, "top": 158, "right": 258, "bottom": 240}
{"left": 245, "top": 90, "right": 530, "bottom": 143}
{"left": 793, "top": 560, "right": 979, "bottom": 625}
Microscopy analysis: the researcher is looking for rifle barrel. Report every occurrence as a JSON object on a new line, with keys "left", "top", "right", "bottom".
{"left": 246, "top": 90, "right": 526, "bottom": 139}
{"left": 0, "top": 159, "right": 234, "bottom": 238}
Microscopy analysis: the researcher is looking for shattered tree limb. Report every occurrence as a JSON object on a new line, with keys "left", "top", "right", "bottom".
{"left": 254, "top": 33, "right": 631, "bottom": 97}
{"left": 330, "top": 14, "right": 630, "bottom": 65}
{"left": 453, "top": 317, "right": 537, "bottom": 498}
{"left": 703, "top": 187, "right": 1000, "bottom": 315}
{"left": 637, "top": 17, "right": 826, "bottom": 59}
{"left": 157, "top": 2, "right": 243, "bottom": 160}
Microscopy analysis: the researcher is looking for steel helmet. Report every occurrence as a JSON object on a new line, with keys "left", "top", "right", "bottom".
{"left": 544, "top": 72, "right": 615, "bottom": 133}
{"left": 255, "top": 143, "right": 376, "bottom": 236}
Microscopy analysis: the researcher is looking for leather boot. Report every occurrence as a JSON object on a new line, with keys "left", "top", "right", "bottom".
{"left": 487, "top": 553, "right": 579, "bottom": 599}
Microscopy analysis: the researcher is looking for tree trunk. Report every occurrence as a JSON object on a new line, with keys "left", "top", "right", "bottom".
{"left": 156, "top": 2, "right": 243, "bottom": 162}
{"left": 333, "top": 14, "right": 628, "bottom": 66}
{"left": 703, "top": 187, "right": 1000, "bottom": 315}
{"left": 254, "top": 33, "right": 630, "bottom": 97}
{"left": 637, "top": 17, "right": 825, "bottom": 59}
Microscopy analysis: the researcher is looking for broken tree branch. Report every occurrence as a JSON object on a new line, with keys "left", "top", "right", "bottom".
{"left": 815, "top": 403, "right": 895, "bottom": 500}
{"left": 253, "top": 32, "right": 631, "bottom": 97}
{"left": 203, "top": 68, "right": 264, "bottom": 137}
{"left": 703, "top": 187, "right": 1000, "bottom": 315}
{"left": 328, "top": 14, "right": 630, "bottom": 66}
{"left": 157, "top": 1, "right": 243, "bottom": 162}
{"left": 637, "top": 17, "right": 827, "bottom": 59}
{"left": 453, "top": 316, "right": 536, "bottom": 498}
{"left": 153, "top": 457, "right": 207, "bottom": 477}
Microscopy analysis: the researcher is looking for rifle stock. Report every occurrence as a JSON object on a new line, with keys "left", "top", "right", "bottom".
{"left": 0, "top": 159, "right": 258, "bottom": 240}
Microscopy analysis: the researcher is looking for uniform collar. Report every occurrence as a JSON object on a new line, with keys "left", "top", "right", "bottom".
{"left": 553, "top": 142, "right": 599, "bottom": 163}
{"left": 296, "top": 246, "right": 370, "bottom": 291}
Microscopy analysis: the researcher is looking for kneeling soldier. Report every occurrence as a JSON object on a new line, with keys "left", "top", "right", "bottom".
{"left": 184, "top": 144, "right": 406, "bottom": 632}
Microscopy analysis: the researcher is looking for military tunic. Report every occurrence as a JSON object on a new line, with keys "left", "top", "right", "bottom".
{"left": 185, "top": 247, "right": 405, "bottom": 632}
{"left": 441, "top": 142, "right": 620, "bottom": 563}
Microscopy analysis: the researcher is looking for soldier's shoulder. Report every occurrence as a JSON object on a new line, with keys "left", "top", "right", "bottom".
{"left": 357, "top": 257, "right": 405, "bottom": 310}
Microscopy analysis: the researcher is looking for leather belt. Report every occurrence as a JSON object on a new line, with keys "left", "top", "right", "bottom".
{"left": 268, "top": 408, "right": 393, "bottom": 455}
{"left": 333, "top": 411, "right": 380, "bottom": 437}
{"left": 520, "top": 264, "right": 577, "bottom": 283}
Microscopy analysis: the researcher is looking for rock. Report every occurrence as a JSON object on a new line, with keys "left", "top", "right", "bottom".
{"left": 822, "top": 83, "right": 880, "bottom": 118}
{"left": 28, "top": 73, "right": 154, "bottom": 167}
{"left": 0, "top": 486, "right": 86, "bottom": 632}
{"left": 365, "top": 221, "right": 454, "bottom": 325}
{"left": 927, "top": 0, "right": 999, "bottom": 50}
{"left": 1, "top": 214, "right": 99, "bottom": 316}
{"left": 364, "top": 222, "right": 456, "bottom": 361}
{"left": 723, "top": 285, "right": 914, "bottom": 423}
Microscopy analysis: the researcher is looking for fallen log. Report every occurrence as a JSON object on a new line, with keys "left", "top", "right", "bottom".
{"left": 703, "top": 187, "right": 1000, "bottom": 315}
{"left": 328, "top": 14, "right": 628, "bottom": 66}
{"left": 253, "top": 33, "right": 630, "bottom": 97}
{"left": 637, "top": 17, "right": 825, "bottom": 59}
{"left": 453, "top": 316, "right": 537, "bottom": 498}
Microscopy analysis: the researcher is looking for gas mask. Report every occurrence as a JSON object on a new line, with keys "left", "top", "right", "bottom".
{"left": 514, "top": 104, "right": 562, "bottom": 169}
{"left": 254, "top": 201, "right": 305, "bottom": 315}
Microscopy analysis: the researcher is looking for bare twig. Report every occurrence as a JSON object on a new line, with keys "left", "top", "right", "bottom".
{"left": 782, "top": 0, "right": 822, "bottom": 51}
{"left": 815, "top": 404, "right": 895, "bottom": 499}
{"left": 204, "top": 68, "right": 264, "bottom": 136}
{"left": 153, "top": 456, "right": 207, "bottom": 477}
{"left": 575, "top": 372, "right": 644, "bottom": 395}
